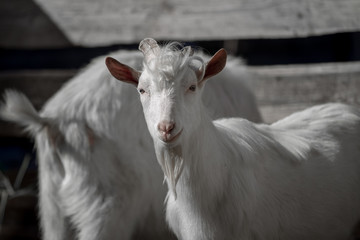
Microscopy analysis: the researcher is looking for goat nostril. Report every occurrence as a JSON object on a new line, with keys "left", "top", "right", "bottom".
{"left": 158, "top": 121, "right": 175, "bottom": 133}
{"left": 167, "top": 122, "right": 175, "bottom": 132}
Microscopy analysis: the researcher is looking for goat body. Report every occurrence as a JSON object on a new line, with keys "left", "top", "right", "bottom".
{"left": 107, "top": 38, "right": 360, "bottom": 240}
{"left": 166, "top": 103, "right": 360, "bottom": 240}
{"left": 1, "top": 46, "right": 261, "bottom": 239}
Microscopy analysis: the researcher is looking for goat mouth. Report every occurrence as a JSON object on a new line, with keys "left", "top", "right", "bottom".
{"left": 159, "top": 129, "right": 183, "bottom": 144}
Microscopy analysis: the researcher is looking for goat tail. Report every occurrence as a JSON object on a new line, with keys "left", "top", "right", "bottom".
{"left": 1, "top": 90, "right": 94, "bottom": 150}
{"left": 0, "top": 90, "right": 48, "bottom": 135}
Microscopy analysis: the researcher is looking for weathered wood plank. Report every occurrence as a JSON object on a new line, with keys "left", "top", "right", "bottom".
{"left": 249, "top": 61, "right": 360, "bottom": 106}
{"left": 33, "top": 0, "right": 360, "bottom": 46}
{"left": 259, "top": 103, "right": 312, "bottom": 124}
{"left": 249, "top": 61, "right": 360, "bottom": 122}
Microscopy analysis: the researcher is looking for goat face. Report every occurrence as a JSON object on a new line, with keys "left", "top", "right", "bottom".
{"left": 105, "top": 38, "right": 227, "bottom": 148}
{"left": 137, "top": 65, "right": 203, "bottom": 146}
{"left": 105, "top": 38, "right": 227, "bottom": 194}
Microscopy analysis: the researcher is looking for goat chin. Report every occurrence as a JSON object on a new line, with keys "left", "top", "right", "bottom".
{"left": 154, "top": 141, "right": 184, "bottom": 198}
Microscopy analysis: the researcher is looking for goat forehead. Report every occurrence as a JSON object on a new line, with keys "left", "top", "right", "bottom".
{"left": 141, "top": 46, "right": 199, "bottom": 87}
{"left": 143, "top": 68, "right": 192, "bottom": 91}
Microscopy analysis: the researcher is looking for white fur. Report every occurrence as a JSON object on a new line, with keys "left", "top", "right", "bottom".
{"left": 0, "top": 47, "right": 261, "bottom": 240}
{"left": 133, "top": 44, "right": 360, "bottom": 239}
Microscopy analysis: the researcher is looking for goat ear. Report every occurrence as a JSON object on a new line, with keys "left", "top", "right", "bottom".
{"left": 199, "top": 48, "right": 227, "bottom": 85}
{"left": 105, "top": 57, "right": 140, "bottom": 86}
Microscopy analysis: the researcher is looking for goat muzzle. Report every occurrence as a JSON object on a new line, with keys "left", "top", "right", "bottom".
{"left": 157, "top": 121, "right": 182, "bottom": 143}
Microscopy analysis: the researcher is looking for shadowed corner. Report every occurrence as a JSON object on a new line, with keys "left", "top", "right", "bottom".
{"left": 0, "top": 0, "right": 72, "bottom": 49}
{"left": 353, "top": 220, "right": 360, "bottom": 240}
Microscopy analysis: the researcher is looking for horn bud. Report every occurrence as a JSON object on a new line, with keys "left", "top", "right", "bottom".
{"left": 181, "top": 46, "right": 194, "bottom": 57}
{"left": 139, "top": 38, "right": 160, "bottom": 62}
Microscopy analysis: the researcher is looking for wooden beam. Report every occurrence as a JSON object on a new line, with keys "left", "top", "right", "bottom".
{"left": 32, "top": 0, "right": 360, "bottom": 46}
{"left": 248, "top": 61, "right": 360, "bottom": 122}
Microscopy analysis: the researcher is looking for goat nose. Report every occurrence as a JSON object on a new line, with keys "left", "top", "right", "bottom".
{"left": 158, "top": 121, "right": 175, "bottom": 134}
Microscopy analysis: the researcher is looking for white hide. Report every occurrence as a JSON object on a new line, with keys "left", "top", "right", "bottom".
{"left": 121, "top": 41, "right": 360, "bottom": 240}
{"left": 1, "top": 48, "right": 261, "bottom": 240}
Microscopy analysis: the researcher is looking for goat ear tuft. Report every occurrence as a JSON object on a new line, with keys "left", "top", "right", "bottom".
{"left": 105, "top": 57, "right": 140, "bottom": 86}
{"left": 199, "top": 49, "right": 227, "bottom": 85}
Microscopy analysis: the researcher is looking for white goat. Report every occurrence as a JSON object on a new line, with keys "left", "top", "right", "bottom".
{"left": 0, "top": 45, "right": 261, "bottom": 239}
{"left": 106, "top": 38, "right": 360, "bottom": 240}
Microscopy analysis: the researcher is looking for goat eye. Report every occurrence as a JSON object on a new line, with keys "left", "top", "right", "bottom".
{"left": 139, "top": 88, "right": 145, "bottom": 94}
{"left": 188, "top": 85, "right": 196, "bottom": 92}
